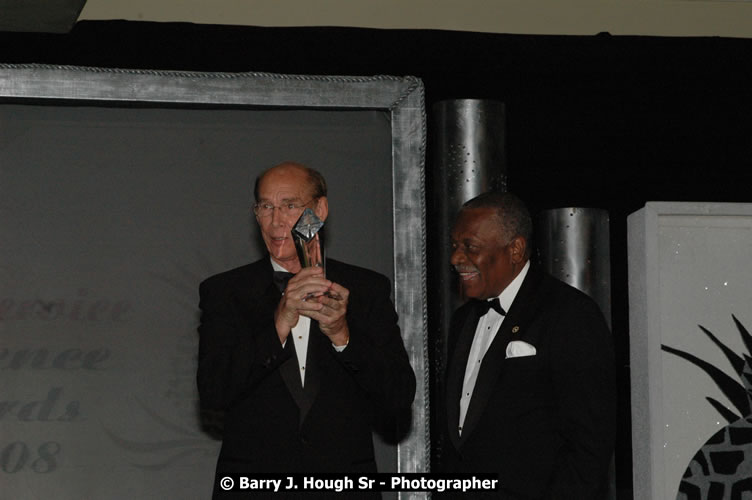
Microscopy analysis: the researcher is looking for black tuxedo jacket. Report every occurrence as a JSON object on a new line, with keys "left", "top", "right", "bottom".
{"left": 440, "top": 265, "right": 616, "bottom": 500}
{"left": 197, "top": 258, "right": 415, "bottom": 484}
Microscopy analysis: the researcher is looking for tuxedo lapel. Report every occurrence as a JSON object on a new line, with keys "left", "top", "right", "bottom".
{"left": 278, "top": 337, "right": 309, "bottom": 425}
{"left": 300, "top": 321, "right": 324, "bottom": 422}
{"left": 446, "top": 305, "right": 480, "bottom": 451}
{"left": 458, "top": 309, "right": 521, "bottom": 444}
{"left": 277, "top": 317, "right": 324, "bottom": 428}
{"left": 234, "top": 258, "right": 320, "bottom": 427}
{"left": 234, "top": 259, "right": 279, "bottom": 321}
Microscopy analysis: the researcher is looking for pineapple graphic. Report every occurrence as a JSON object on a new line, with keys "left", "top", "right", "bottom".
{"left": 662, "top": 315, "right": 752, "bottom": 500}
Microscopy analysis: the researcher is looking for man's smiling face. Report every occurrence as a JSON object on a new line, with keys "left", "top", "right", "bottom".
{"left": 450, "top": 206, "right": 522, "bottom": 300}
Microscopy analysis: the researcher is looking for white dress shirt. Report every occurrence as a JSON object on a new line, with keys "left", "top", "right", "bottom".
{"left": 272, "top": 260, "right": 311, "bottom": 386}
{"left": 458, "top": 260, "right": 530, "bottom": 435}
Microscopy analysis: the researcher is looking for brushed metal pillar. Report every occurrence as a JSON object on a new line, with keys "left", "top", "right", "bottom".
{"left": 428, "top": 99, "right": 507, "bottom": 468}
{"left": 535, "top": 207, "right": 611, "bottom": 325}
{"left": 535, "top": 207, "right": 615, "bottom": 500}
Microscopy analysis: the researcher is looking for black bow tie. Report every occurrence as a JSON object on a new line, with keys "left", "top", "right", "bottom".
{"left": 273, "top": 271, "right": 294, "bottom": 293}
{"left": 475, "top": 298, "right": 506, "bottom": 316}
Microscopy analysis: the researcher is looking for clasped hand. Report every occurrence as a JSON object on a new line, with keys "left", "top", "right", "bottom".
{"left": 274, "top": 267, "right": 350, "bottom": 347}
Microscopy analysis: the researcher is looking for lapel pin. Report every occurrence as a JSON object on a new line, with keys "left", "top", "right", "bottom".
{"left": 511, "top": 326, "right": 520, "bottom": 334}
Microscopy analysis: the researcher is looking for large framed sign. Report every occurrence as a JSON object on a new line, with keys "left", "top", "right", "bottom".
{"left": 0, "top": 64, "right": 428, "bottom": 499}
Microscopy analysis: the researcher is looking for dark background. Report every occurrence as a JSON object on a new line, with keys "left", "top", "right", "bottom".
{"left": 4, "top": 21, "right": 752, "bottom": 498}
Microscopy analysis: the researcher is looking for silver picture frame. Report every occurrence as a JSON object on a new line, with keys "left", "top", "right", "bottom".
{"left": 0, "top": 63, "right": 428, "bottom": 489}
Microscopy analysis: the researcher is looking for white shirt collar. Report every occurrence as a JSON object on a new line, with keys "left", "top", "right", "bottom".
{"left": 494, "top": 260, "right": 530, "bottom": 314}
{"left": 270, "top": 258, "right": 292, "bottom": 273}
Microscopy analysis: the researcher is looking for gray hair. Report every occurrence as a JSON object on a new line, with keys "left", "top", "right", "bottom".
{"left": 461, "top": 191, "right": 533, "bottom": 248}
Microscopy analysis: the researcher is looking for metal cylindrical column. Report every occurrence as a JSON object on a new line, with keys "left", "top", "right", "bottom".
{"left": 535, "top": 207, "right": 611, "bottom": 324}
{"left": 428, "top": 99, "right": 507, "bottom": 467}
{"left": 432, "top": 99, "right": 508, "bottom": 210}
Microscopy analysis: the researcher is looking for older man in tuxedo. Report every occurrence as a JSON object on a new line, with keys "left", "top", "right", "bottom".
{"left": 197, "top": 161, "right": 416, "bottom": 497}
{"left": 440, "top": 191, "right": 615, "bottom": 499}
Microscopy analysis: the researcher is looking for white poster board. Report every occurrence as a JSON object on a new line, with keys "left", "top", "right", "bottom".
{"left": 628, "top": 202, "right": 752, "bottom": 500}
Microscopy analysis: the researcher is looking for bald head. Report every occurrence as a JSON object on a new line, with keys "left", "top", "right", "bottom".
{"left": 254, "top": 162, "right": 327, "bottom": 203}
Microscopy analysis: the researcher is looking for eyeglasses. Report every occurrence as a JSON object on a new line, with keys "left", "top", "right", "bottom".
{"left": 253, "top": 199, "right": 314, "bottom": 218}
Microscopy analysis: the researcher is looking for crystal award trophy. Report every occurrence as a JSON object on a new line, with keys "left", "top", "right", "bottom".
{"left": 292, "top": 208, "right": 341, "bottom": 299}
{"left": 292, "top": 208, "right": 325, "bottom": 272}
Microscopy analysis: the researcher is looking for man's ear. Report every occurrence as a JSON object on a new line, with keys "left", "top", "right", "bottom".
{"left": 314, "top": 196, "right": 329, "bottom": 222}
{"left": 509, "top": 236, "right": 527, "bottom": 264}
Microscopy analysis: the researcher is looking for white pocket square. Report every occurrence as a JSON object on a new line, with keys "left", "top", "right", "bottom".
{"left": 505, "top": 340, "right": 536, "bottom": 359}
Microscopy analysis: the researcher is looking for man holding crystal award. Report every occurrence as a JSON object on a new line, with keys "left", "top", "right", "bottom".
{"left": 197, "top": 161, "right": 416, "bottom": 496}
